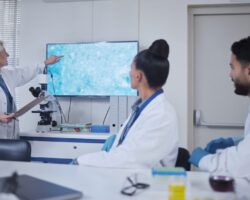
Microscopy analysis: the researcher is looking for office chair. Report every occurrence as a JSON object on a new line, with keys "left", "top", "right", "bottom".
{"left": 0, "top": 139, "right": 31, "bottom": 162}
{"left": 175, "top": 147, "right": 191, "bottom": 171}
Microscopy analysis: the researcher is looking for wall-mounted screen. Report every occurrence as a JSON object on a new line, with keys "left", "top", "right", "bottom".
{"left": 46, "top": 41, "right": 138, "bottom": 96}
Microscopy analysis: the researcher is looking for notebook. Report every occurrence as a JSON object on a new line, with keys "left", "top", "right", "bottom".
{"left": 14, "top": 96, "right": 48, "bottom": 118}
{"left": 0, "top": 174, "right": 83, "bottom": 200}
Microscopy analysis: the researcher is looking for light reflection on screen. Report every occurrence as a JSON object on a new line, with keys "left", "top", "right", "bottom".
{"left": 46, "top": 41, "right": 138, "bottom": 96}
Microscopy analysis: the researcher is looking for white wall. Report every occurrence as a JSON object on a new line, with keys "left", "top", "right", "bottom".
{"left": 17, "top": 0, "right": 240, "bottom": 148}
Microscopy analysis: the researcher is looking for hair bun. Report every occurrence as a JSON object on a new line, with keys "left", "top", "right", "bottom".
{"left": 148, "top": 39, "right": 169, "bottom": 59}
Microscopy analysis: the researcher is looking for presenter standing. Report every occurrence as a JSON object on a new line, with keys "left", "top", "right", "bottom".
{"left": 0, "top": 40, "right": 61, "bottom": 139}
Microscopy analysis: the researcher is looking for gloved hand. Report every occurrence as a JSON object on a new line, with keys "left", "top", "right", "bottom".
{"left": 205, "top": 137, "right": 234, "bottom": 154}
{"left": 188, "top": 147, "right": 209, "bottom": 167}
{"left": 101, "top": 134, "right": 116, "bottom": 152}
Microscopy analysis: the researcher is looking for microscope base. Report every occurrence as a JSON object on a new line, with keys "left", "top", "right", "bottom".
{"left": 36, "top": 125, "right": 52, "bottom": 133}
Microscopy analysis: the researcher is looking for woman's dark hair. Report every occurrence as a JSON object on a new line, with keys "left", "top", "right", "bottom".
{"left": 231, "top": 36, "right": 250, "bottom": 67}
{"left": 134, "top": 39, "right": 169, "bottom": 88}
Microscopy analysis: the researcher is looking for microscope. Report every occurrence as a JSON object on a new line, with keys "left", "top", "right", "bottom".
{"left": 29, "top": 74, "right": 60, "bottom": 132}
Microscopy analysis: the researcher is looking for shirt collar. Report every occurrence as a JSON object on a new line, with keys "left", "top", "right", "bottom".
{"left": 131, "top": 88, "right": 163, "bottom": 112}
{"left": 131, "top": 98, "right": 143, "bottom": 112}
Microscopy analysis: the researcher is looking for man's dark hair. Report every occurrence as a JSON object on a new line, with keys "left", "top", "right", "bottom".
{"left": 134, "top": 39, "right": 170, "bottom": 88}
{"left": 231, "top": 36, "right": 250, "bottom": 67}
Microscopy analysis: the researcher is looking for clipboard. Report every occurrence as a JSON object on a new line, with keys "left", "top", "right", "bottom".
{"left": 0, "top": 174, "right": 83, "bottom": 200}
{"left": 14, "top": 96, "right": 48, "bottom": 118}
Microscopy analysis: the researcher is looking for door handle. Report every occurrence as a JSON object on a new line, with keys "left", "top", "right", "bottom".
{"left": 194, "top": 109, "right": 244, "bottom": 129}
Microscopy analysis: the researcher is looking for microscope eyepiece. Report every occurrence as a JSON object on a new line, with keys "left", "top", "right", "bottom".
{"left": 29, "top": 87, "right": 41, "bottom": 97}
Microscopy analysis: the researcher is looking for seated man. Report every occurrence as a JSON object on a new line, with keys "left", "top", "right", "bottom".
{"left": 189, "top": 36, "right": 250, "bottom": 178}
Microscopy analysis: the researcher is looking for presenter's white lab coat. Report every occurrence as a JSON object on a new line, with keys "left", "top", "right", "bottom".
{"left": 77, "top": 92, "right": 179, "bottom": 168}
{"left": 0, "top": 64, "right": 44, "bottom": 139}
{"left": 199, "top": 106, "right": 250, "bottom": 178}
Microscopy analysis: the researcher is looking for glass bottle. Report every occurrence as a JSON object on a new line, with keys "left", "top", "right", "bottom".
{"left": 209, "top": 150, "right": 235, "bottom": 192}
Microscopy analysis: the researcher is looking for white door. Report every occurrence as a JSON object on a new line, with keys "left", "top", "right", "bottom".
{"left": 189, "top": 5, "right": 250, "bottom": 149}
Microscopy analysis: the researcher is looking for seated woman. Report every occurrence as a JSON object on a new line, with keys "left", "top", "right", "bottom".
{"left": 77, "top": 39, "right": 179, "bottom": 168}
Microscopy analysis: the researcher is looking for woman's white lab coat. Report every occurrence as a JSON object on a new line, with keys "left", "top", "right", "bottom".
{"left": 0, "top": 64, "right": 44, "bottom": 139}
{"left": 77, "top": 92, "right": 179, "bottom": 168}
{"left": 199, "top": 106, "right": 250, "bottom": 178}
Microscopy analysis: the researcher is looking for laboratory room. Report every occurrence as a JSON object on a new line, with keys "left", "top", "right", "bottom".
{"left": 0, "top": 0, "right": 250, "bottom": 199}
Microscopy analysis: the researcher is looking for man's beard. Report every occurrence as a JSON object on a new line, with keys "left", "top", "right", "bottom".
{"left": 234, "top": 83, "right": 250, "bottom": 96}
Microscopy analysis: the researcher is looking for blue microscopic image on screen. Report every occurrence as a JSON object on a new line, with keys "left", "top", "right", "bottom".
{"left": 46, "top": 41, "right": 138, "bottom": 96}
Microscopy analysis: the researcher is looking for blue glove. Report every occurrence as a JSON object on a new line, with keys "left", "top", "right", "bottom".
{"left": 101, "top": 134, "right": 116, "bottom": 152}
{"left": 205, "top": 137, "right": 234, "bottom": 154}
{"left": 189, "top": 147, "right": 209, "bottom": 167}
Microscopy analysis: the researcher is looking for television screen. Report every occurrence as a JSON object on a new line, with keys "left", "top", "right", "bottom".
{"left": 46, "top": 41, "right": 138, "bottom": 96}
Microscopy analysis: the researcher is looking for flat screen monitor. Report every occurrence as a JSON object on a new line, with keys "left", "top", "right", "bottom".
{"left": 46, "top": 41, "right": 138, "bottom": 96}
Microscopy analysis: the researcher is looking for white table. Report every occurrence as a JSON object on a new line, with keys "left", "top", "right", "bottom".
{"left": 0, "top": 161, "right": 249, "bottom": 200}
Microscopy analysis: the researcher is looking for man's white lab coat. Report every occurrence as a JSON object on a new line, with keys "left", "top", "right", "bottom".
{"left": 77, "top": 92, "right": 179, "bottom": 168}
{"left": 0, "top": 64, "right": 44, "bottom": 139}
{"left": 199, "top": 106, "right": 250, "bottom": 178}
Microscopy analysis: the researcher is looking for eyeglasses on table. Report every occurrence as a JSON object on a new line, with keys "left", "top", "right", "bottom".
{"left": 121, "top": 173, "right": 150, "bottom": 196}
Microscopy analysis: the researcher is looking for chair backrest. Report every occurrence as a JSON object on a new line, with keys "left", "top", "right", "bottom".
{"left": 0, "top": 139, "right": 31, "bottom": 162}
{"left": 175, "top": 147, "right": 191, "bottom": 171}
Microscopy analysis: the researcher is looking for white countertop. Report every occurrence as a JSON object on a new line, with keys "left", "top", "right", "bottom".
{"left": 0, "top": 161, "right": 249, "bottom": 200}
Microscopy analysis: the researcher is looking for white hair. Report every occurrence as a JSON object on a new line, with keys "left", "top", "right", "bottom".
{"left": 0, "top": 40, "right": 4, "bottom": 52}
